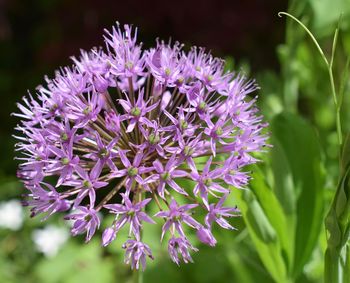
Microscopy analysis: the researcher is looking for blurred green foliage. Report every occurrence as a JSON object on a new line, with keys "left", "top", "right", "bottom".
{"left": 1, "top": 0, "right": 350, "bottom": 282}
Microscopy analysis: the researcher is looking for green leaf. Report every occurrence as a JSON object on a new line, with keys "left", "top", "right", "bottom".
{"left": 233, "top": 188, "right": 288, "bottom": 283}
{"left": 271, "top": 112, "right": 325, "bottom": 278}
{"left": 225, "top": 241, "right": 275, "bottom": 283}
{"left": 249, "top": 165, "right": 294, "bottom": 273}
{"left": 270, "top": 139, "right": 296, "bottom": 215}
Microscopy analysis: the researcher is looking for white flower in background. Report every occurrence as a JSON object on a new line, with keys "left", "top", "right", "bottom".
{"left": 32, "top": 225, "right": 69, "bottom": 257}
{"left": 0, "top": 199, "right": 24, "bottom": 230}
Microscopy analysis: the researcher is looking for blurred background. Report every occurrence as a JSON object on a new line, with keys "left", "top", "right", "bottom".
{"left": 1, "top": 0, "right": 350, "bottom": 282}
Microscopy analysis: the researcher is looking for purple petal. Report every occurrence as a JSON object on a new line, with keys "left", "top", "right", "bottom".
{"left": 138, "top": 212, "right": 156, "bottom": 224}
{"left": 119, "top": 99, "right": 132, "bottom": 112}
{"left": 133, "top": 151, "right": 143, "bottom": 167}
{"left": 118, "top": 150, "right": 131, "bottom": 167}
{"left": 102, "top": 227, "right": 116, "bottom": 246}
{"left": 90, "top": 160, "right": 103, "bottom": 180}
{"left": 152, "top": 159, "right": 164, "bottom": 173}
{"left": 196, "top": 227, "right": 217, "bottom": 246}
{"left": 172, "top": 170, "right": 187, "bottom": 178}
{"left": 203, "top": 157, "right": 212, "bottom": 175}
{"left": 167, "top": 180, "right": 188, "bottom": 196}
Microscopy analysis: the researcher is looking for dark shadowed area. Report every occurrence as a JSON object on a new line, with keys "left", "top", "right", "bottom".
{"left": 0, "top": 0, "right": 286, "bottom": 132}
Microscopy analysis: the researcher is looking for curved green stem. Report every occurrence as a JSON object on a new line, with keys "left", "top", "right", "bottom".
{"left": 278, "top": 12, "right": 328, "bottom": 66}
{"left": 278, "top": 11, "right": 343, "bottom": 147}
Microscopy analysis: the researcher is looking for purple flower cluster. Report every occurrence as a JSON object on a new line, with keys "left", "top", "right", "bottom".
{"left": 14, "top": 22, "right": 268, "bottom": 270}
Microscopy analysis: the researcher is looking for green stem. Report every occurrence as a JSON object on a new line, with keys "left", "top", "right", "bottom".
{"left": 278, "top": 11, "right": 343, "bottom": 147}
{"left": 133, "top": 268, "right": 143, "bottom": 283}
{"left": 325, "top": 247, "right": 340, "bottom": 283}
{"left": 278, "top": 12, "right": 328, "bottom": 66}
{"left": 328, "top": 21, "right": 341, "bottom": 146}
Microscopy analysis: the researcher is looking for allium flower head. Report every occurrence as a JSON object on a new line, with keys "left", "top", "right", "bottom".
{"left": 14, "top": 22, "right": 268, "bottom": 270}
